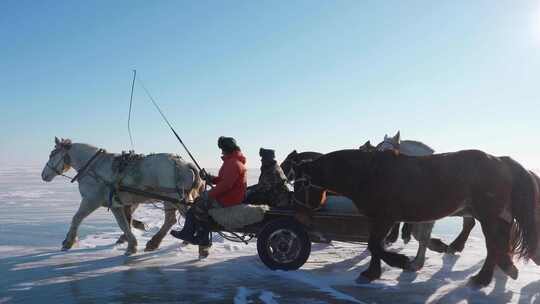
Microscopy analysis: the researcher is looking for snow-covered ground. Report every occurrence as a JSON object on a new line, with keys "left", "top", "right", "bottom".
{"left": 1, "top": 166, "right": 540, "bottom": 303}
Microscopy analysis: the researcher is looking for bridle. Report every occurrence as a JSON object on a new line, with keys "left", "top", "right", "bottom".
{"left": 284, "top": 158, "right": 314, "bottom": 183}
{"left": 46, "top": 146, "right": 105, "bottom": 183}
{"left": 46, "top": 147, "right": 73, "bottom": 179}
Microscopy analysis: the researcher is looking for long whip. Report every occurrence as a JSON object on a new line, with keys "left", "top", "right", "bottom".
{"left": 127, "top": 70, "right": 137, "bottom": 151}
{"left": 136, "top": 77, "right": 203, "bottom": 172}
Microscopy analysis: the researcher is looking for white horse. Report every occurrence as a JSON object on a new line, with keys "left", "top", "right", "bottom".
{"left": 360, "top": 131, "right": 447, "bottom": 271}
{"left": 42, "top": 137, "right": 204, "bottom": 255}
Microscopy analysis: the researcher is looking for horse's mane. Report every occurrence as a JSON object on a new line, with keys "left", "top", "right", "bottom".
{"left": 70, "top": 142, "right": 109, "bottom": 154}
{"left": 75, "top": 142, "right": 99, "bottom": 149}
{"left": 401, "top": 140, "right": 435, "bottom": 154}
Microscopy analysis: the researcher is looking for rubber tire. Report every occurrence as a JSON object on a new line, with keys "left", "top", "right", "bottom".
{"left": 257, "top": 218, "right": 311, "bottom": 271}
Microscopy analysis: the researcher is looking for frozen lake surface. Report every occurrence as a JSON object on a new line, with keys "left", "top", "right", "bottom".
{"left": 1, "top": 166, "right": 540, "bottom": 303}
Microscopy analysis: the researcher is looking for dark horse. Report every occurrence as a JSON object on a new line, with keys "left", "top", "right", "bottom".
{"left": 283, "top": 149, "right": 449, "bottom": 256}
{"left": 292, "top": 149, "right": 538, "bottom": 287}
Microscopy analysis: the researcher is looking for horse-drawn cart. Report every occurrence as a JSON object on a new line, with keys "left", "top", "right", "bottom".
{"left": 121, "top": 184, "right": 370, "bottom": 271}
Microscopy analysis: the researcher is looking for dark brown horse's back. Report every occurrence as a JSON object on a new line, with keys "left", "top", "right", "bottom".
{"left": 312, "top": 150, "right": 515, "bottom": 221}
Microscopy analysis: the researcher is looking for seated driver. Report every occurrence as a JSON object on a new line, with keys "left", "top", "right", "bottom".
{"left": 170, "top": 136, "right": 247, "bottom": 246}
{"left": 245, "top": 148, "right": 290, "bottom": 207}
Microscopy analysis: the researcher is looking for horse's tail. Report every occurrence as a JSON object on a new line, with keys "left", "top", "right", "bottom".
{"left": 529, "top": 170, "right": 540, "bottom": 265}
{"left": 502, "top": 156, "right": 538, "bottom": 259}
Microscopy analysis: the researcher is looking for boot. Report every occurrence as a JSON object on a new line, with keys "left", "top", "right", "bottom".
{"left": 193, "top": 225, "right": 211, "bottom": 247}
{"left": 170, "top": 211, "right": 197, "bottom": 244}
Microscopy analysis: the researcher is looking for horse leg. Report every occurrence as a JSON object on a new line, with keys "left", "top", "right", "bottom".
{"left": 111, "top": 207, "right": 138, "bottom": 255}
{"left": 408, "top": 222, "right": 435, "bottom": 271}
{"left": 386, "top": 223, "right": 400, "bottom": 244}
{"left": 128, "top": 203, "right": 146, "bottom": 231}
{"left": 424, "top": 220, "right": 449, "bottom": 253}
{"left": 447, "top": 217, "right": 475, "bottom": 254}
{"left": 62, "top": 199, "right": 101, "bottom": 251}
{"left": 401, "top": 223, "right": 411, "bottom": 244}
{"left": 494, "top": 219, "right": 518, "bottom": 279}
{"left": 116, "top": 205, "right": 134, "bottom": 244}
{"left": 469, "top": 220, "right": 498, "bottom": 287}
{"left": 145, "top": 207, "right": 177, "bottom": 251}
{"left": 116, "top": 204, "right": 145, "bottom": 244}
{"left": 357, "top": 219, "right": 409, "bottom": 283}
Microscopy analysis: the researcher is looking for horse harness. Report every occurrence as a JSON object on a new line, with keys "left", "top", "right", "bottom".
{"left": 293, "top": 175, "right": 331, "bottom": 210}
{"left": 46, "top": 147, "right": 74, "bottom": 179}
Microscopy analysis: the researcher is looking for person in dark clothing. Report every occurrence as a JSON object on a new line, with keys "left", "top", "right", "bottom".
{"left": 245, "top": 148, "right": 290, "bottom": 207}
{"left": 170, "top": 136, "right": 247, "bottom": 248}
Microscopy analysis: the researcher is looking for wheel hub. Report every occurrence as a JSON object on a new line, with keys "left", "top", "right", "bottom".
{"left": 267, "top": 229, "right": 301, "bottom": 264}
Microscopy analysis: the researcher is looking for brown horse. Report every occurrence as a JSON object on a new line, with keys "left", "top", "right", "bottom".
{"left": 292, "top": 149, "right": 538, "bottom": 287}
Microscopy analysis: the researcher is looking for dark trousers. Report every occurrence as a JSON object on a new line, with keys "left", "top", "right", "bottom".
{"left": 178, "top": 207, "right": 211, "bottom": 246}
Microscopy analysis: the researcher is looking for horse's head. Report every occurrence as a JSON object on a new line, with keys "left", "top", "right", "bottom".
{"left": 42, "top": 137, "right": 73, "bottom": 182}
{"left": 377, "top": 131, "right": 400, "bottom": 155}
{"left": 358, "top": 140, "right": 377, "bottom": 152}
{"left": 292, "top": 160, "right": 327, "bottom": 210}
{"left": 280, "top": 150, "right": 299, "bottom": 181}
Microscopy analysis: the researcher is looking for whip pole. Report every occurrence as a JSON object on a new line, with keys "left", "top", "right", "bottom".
{"left": 127, "top": 69, "right": 137, "bottom": 151}
{"left": 137, "top": 78, "right": 203, "bottom": 172}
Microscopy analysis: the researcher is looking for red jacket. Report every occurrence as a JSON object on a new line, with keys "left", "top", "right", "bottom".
{"left": 208, "top": 151, "right": 247, "bottom": 207}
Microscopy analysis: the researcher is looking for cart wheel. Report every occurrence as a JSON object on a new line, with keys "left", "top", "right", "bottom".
{"left": 257, "top": 218, "right": 311, "bottom": 270}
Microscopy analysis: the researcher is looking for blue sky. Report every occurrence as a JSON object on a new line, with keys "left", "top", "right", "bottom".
{"left": 1, "top": 1, "right": 539, "bottom": 169}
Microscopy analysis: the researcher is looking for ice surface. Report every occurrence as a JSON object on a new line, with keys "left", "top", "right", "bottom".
{"left": 1, "top": 166, "right": 540, "bottom": 303}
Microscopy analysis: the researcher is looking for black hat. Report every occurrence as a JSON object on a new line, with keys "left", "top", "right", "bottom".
{"left": 259, "top": 148, "right": 275, "bottom": 160}
{"left": 218, "top": 136, "right": 238, "bottom": 151}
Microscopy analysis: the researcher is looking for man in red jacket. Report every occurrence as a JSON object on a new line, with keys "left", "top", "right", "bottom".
{"left": 170, "top": 136, "right": 247, "bottom": 248}
{"left": 205, "top": 136, "right": 247, "bottom": 207}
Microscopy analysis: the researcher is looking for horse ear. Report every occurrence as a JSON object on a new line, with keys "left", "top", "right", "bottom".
{"left": 366, "top": 140, "right": 371, "bottom": 145}
{"left": 55, "top": 137, "right": 60, "bottom": 145}
{"left": 384, "top": 134, "right": 388, "bottom": 140}
{"left": 394, "top": 131, "right": 400, "bottom": 142}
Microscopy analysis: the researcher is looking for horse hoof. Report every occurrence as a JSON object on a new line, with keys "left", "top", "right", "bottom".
{"left": 116, "top": 234, "right": 128, "bottom": 244}
{"left": 132, "top": 220, "right": 146, "bottom": 231}
{"left": 502, "top": 264, "right": 518, "bottom": 280}
{"left": 125, "top": 247, "right": 137, "bottom": 256}
{"left": 61, "top": 240, "right": 74, "bottom": 251}
{"left": 467, "top": 275, "right": 490, "bottom": 289}
{"left": 144, "top": 244, "right": 158, "bottom": 252}
{"left": 446, "top": 246, "right": 458, "bottom": 255}
{"left": 448, "top": 243, "right": 464, "bottom": 254}
{"left": 509, "top": 266, "right": 518, "bottom": 280}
